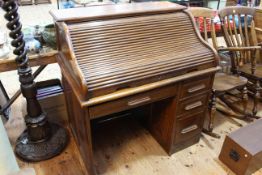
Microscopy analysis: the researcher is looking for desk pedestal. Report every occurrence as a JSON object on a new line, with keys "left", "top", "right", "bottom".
{"left": 62, "top": 72, "right": 214, "bottom": 175}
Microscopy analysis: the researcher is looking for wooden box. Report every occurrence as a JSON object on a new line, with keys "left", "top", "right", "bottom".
{"left": 219, "top": 119, "right": 262, "bottom": 175}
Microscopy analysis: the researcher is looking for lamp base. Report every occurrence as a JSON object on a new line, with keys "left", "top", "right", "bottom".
{"left": 15, "top": 123, "right": 68, "bottom": 162}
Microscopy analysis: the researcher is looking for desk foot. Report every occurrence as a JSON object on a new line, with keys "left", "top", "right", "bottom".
{"left": 202, "top": 129, "right": 221, "bottom": 139}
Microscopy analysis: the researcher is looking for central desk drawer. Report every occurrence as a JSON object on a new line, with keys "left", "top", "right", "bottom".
{"left": 89, "top": 85, "right": 177, "bottom": 119}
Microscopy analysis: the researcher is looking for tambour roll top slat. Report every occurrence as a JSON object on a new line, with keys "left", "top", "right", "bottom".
{"left": 51, "top": 2, "right": 218, "bottom": 99}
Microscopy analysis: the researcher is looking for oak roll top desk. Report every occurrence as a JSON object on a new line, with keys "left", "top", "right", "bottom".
{"left": 50, "top": 2, "right": 219, "bottom": 174}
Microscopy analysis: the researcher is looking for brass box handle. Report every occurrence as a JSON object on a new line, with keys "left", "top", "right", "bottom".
{"left": 185, "top": 101, "right": 203, "bottom": 111}
{"left": 128, "top": 96, "right": 151, "bottom": 106}
{"left": 187, "top": 84, "right": 206, "bottom": 93}
{"left": 181, "top": 124, "right": 198, "bottom": 134}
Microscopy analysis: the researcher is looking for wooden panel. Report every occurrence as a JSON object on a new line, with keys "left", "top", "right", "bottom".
{"left": 219, "top": 119, "right": 262, "bottom": 175}
{"left": 149, "top": 97, "right": 177, "bottom": 154}
{"left": 89, "top": 84, "right": 177, "bottom": 119}
{"left": 56, "top": 22, "right": 88, "bottom": 100}
{"left": 226, "top": 119, "right": 262, "bottom": 155}
{"left": 68, "top": 12, "right": 215, "bottom": 97}
{"left": 176, "top": 94, "right": 209, "bottom": 117}
{"left": 220, "top": 137, "right": 253, "bottom": 175}
{"left": 174, "top": 112, "right": 204, "bottom": 144}
{"left": 179, "top": 76, "right": 211, "bottom": 100}
{"left": 62, "top": 77, "right": 96, "bottom": 175}
{"left": 50, "top": 1, "right": 186, "bottom": 22}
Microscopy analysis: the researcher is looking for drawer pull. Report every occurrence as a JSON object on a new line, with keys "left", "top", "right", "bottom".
{"left": 181, "top": 125, "right": 198, "bottom": 134}
{"left": 128, "top": 97, "right": 151, "bottom": 106}
{"left": 185, "top": 101, "right": 203, "bottom": 111}
{"left": 187, "top": 84, "right": 206, "bottom": 93}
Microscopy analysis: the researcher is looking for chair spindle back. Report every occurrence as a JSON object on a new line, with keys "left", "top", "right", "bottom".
{"left": 189, "top": 7, "right": 218, "bottom": 50}
{"left": 218, "top": 6, "right": 259, "bottom": 73}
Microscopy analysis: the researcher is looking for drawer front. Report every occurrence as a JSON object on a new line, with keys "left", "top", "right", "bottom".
{"left": 179, "top": 76, "right": 211, "bottom": 100}
{"left": 177, "top": 94, "right": 208, "bottom": 117}
{"left": 89, "top": 85, "right": 177, "bottom": 119}
{"left": 175, "top": 112, "right": 204, "bottom": 144}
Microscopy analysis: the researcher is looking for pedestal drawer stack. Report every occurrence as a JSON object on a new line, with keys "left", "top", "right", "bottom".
{"left": 172, "top": 75, "right": 213, "bottom": 152}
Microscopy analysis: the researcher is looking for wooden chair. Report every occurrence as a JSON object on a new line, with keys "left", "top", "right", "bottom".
{"left": 218, "top": 6, "right": 262, "bottom": 117}
{"left": 188, "top": 7, "right": 249, "bottom": 138}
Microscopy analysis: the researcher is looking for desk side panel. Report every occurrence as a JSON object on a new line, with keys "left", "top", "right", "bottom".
{"left": 56, "top": 22, "right": 88, "bottom": 101}
{"left": 62, "top": 76, "right": 96, "bottom": 175}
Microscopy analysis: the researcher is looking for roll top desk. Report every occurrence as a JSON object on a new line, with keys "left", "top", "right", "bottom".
{"left": 50, "top": 2, "right": 219, "bottom": 174}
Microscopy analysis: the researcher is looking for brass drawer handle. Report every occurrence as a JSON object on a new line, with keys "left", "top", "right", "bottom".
{"left": 128, "top": 96, "right": 151, "bottom": 106}
{"left": 187, "top": 84, "right": 206, "bottom": 93}
{"left": 185, "top": 101, "right": 203, "bottom": 111}
{"left": 181, "top": 124, "right": 198, "bottom": 134}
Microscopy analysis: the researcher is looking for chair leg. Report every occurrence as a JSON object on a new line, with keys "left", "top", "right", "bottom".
{"left": 242, "top": 86, "right": 248, "bottom": 118}
{"left": 252, "top": 80, "right": 261, "bottom": 117}
{"left": 218, "top": 90, "right": 252, "bottom": 122}
{"left": 203, "top": 90, "right": 220, "bottom": 138}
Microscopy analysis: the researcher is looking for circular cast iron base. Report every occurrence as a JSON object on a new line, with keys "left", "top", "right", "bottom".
{"left": 15, "top": 123, "right": 68, "bottom": 162}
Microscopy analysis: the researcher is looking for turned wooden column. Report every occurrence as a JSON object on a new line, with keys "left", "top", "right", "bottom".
{"left": 2, "top": 0, "right": 68, "bottom": 161}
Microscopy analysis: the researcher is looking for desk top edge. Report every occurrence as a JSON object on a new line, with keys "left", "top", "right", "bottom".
{"left": 50, "top": 2, "right": 186, "bottom": 22}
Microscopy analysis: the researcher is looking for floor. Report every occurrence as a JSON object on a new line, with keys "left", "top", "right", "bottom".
{"left": 1, "top": 2, "right": 262, "bottom": 175}
{"left": 7, "top": 97, "right": 262, "bottom": 175}
{"left": 92, "top": 110, "right": 262, "bottom": 175}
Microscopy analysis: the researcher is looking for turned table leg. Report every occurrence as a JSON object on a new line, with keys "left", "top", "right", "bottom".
{"left": 203, "top": 90, "right": 220, "bottom": 138}
{"left": 252, "top": 80, "right": 261, "bottom": 117}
